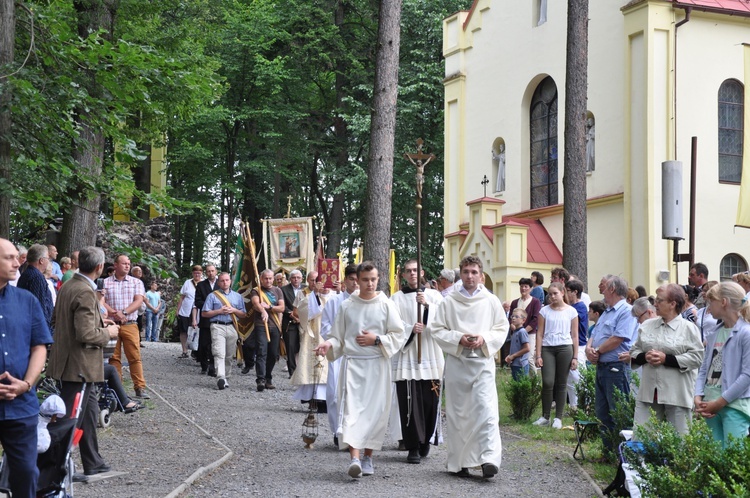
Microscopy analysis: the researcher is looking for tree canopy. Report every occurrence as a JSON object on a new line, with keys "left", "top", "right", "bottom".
{"left": 1, "top": 0, "right": 466, "bottom": 280}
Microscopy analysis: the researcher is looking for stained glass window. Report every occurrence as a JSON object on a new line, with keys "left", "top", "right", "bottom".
{"left": 530, "top": 77, "right": 558, "bottom": 209}
{"left": 718, "top": 79, "right": 743, "bottom": 183}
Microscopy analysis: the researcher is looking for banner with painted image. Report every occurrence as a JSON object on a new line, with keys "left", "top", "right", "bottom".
{"left": 264, "top": 217, "right": 315, "bottom": 273}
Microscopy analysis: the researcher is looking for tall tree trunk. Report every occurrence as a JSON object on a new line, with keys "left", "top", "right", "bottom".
{"left": 364, "top": 0, "right": 402, "bottom": 290}
{"left": 326, "top": 0, "right": 349, "bottom": 259}
{"left": 0, "top": 0, "right": 14, "bottom": 239}
{"left": 562, "top": 0, "right": 589, "bottom": 289}
{"left": 61, "top": 0, "right": 115, "bottom": 254}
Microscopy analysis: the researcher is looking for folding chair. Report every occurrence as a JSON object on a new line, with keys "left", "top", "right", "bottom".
{"left": 573, "top": 420, "right": 598, "bottom": 460}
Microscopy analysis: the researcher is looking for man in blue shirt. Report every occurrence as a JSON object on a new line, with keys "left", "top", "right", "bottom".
{"left": 17, "top": 244, "right": 54, "bottom": 329}
{"left": 585, "top": 275, "right": 638, "bottom": 453}
{"left": 0, "top": 238, "right": 53, "bottom": 498}
{"left": 202, "top": 272, "right": 246, "bottom": 390}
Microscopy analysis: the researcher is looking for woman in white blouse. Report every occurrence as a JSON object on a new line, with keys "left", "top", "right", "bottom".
{"left": 534, "top": 282, "right": 579, "bottom": 429}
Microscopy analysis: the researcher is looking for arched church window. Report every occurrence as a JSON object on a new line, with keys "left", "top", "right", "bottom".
{"left": 720, "top": 253, "right": 747, "bottom": 281}
{"left": 718, "top": 79, "right": 743, "bottom": 183}
{"left": 530, "top": 76, "right": 558, "bottom": 209}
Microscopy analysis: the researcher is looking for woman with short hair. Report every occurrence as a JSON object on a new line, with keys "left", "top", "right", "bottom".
{"left": 629, "top": 284, "right": 703, "bottom": 435}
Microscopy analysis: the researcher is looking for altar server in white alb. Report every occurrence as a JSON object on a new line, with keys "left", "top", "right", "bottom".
{"left": 320, "top": 264, "right": 359, "bottom": 446}
{"left": 429, "top": 255, "right": 508, "bottom": 479}
{"left": 315, "top": 262, "right": 405, "bottom": 479}
{"left": 390, "top": 258, "right": 444, "bottom": 464}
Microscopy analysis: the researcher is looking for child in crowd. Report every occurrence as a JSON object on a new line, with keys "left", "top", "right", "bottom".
{"left": 505, "top": 308, "right": 530, "bottom": 380}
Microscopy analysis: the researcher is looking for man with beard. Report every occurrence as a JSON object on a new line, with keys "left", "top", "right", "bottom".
{"left": 390, "top": 259, "right": 444, "bottom": 464}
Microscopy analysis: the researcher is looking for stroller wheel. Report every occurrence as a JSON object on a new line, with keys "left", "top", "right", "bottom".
{"left": 99, "top": 408, "right": 112, "bottom": 428}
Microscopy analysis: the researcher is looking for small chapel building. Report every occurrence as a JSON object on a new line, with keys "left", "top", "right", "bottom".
{"left": 442, "top": 0, "right": 750, "bottom": 300}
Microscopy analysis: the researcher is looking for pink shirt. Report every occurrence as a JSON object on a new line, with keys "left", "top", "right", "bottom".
{"left": 104, "top": 275, "right": 145, "bottom": 321}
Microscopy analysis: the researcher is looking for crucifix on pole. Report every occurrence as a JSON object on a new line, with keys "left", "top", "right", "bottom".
{"left": 404, "top": 138, "right": 436, "bottom": 364}
{"left": 481, "top": 175, "right": 489, "bottom": 197}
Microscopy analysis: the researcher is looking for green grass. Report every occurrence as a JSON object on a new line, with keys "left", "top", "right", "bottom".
{"left": 495, "top": 367, "right": 617, "bottom": 488}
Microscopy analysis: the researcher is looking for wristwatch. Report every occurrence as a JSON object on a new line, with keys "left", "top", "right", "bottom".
{"left": 374, "top": 336, "right": 382, "bottom": 346}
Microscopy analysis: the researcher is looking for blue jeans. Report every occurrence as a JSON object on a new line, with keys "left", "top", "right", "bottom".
{"left": 0, "top": 415, "right": 39, "bottom": 498}
{"left": 511, "top": 364, "right": 529, "bottom": 381}
{"left": 145, "top": 310, "right": 159, "bottom": 341}
{"left": 595, "top": 361, "right": 631, "bottom": 451}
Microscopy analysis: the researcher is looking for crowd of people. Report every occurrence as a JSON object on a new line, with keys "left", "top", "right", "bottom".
{"left": 2, "top": 235, "right": 749, "bottom": 494}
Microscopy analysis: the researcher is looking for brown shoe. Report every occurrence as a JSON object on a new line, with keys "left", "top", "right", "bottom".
{"left": 265, "top": 382, "right": 276, "bottom": 390}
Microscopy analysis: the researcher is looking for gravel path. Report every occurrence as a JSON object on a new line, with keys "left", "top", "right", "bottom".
{"left": 72, "top": 342, "right": 602, "bottom": 498}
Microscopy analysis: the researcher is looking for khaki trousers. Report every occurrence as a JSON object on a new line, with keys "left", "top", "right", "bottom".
{"left": 109, "top": 323, "right": 146, "bottom": 390}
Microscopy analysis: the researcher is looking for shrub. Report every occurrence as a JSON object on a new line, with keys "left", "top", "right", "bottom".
{"left": 575, "top": 365, "right": 597, "bottom": 420}
{"left": 630, "top": 417, "right": 750, "bottom": 498}
{"left": 503, "top": 373, "right": 542, "bottom": 421}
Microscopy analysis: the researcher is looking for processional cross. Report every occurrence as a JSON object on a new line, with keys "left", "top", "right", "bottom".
{"left": 404, "top": 138, "right": 437, "bottom": 364}
{"left": 284, "top": 195, "right": 293, "bottom": 219}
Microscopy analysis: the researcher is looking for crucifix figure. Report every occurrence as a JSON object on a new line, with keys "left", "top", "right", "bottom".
{"left": 481, "top": 175, "right": 489, "bottom": 197}
{"left": 404, "top": 138, "right": 436, "bottom": 199}
{"left": 403, "top": 139, "right": 437, "bottom": 364}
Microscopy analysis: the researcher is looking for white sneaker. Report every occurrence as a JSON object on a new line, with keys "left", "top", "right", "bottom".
{"left": 532, "top": 416, "right": 550, "bottom": 426}
{"left": 552, "top": 418, "right": 562, "bottom": 429}
{"left": 361, "top": 455, "right": 374, "bottom": 476}
{"left": 348, "top": 458, "right": 362, "bottom": 478}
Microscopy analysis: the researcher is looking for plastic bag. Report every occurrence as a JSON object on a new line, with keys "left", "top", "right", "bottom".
{"left": 187, "top": 326, "right": 199, "bottom": 351}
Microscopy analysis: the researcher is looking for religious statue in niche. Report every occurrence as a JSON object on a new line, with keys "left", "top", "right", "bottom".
{"left": 492, "top": 144, "right": 506, "bottom": 192}
{"left": 586, "top": 117, "right": 595, "bottom": 172}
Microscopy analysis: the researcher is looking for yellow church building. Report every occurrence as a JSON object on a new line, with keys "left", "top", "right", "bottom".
{"left": 442, "top": 0, "right": 750, "bottom": 300}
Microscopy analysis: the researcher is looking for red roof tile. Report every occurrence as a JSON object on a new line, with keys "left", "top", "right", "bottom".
{"left": 672, "top": 0, "right": 750, "bottom": 15}
{"left": 503, "top": 217, "right": 563, "bottom": 264}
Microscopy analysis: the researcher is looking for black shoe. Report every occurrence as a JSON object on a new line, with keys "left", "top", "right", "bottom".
{"left": 257, "top": 381, "right": 265, "bottom": 392}
{"left": 241, "top": 365, "right": 252, "bottom": 375}
{"left": 73, "top": 473, "right": 89, "bottom": 483}
{"left": 207, "top": 369, "right": 217, "bottom": 377}
{"left": 124, "top": 400, "right": 144, "bottom": 414}
{"left": 397, "top": 440, "right": 406, "bottom": 451}
{"left": 407, "top": 449, "right": 421, "bottom": 464}
{"left": 85, "top": 463, "right": 111, "bottom": 476}
{"left": 265, "top": 382, "right": 276, "bottom": 390}
{"left": 333, "top": 436, "right": 339, "bottom": 447}
{"left": 481, "top": 463, "right": 498, "bottom": 478}
{"left": 419, "top": 442, "right": 431, "bottom": 458}
{"left": 217, "top": 378, "right": 227, "bottom": 390}
{"left": 316, "top": 400, "right": 328, "bottom": 414}
{"left": 454, "top": 468, "right": 471, "bottom": 478}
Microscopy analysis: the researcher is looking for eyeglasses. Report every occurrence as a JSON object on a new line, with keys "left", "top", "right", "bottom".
{"left": 638, "top": 310, "right": 650, "bottom": 321}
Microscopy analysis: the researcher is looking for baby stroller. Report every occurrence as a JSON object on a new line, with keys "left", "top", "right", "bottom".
{"left": 0, "top": 382, "right": 86, "bottom": 498}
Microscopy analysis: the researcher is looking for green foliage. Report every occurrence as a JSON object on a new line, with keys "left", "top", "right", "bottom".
{"left": 576, "top": 365, "right": 597, "bottom": 420}
{"left": 631, "top": 417, "right": 750, "bottom": 498}
{"left": 107, "top": 237, "right": 178, "bottom": 279}
{"left": 503, "top": 373, "right": 542, "bottom": 421}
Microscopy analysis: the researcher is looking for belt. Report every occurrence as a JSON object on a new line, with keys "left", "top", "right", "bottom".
{"left": 597, "top": 361, "right": 624, "bottom": 367}
{"left": 212, "top": 321, "right": 233, "bottom": 325}
{"left": 124, "top": 320, "right": 137, "bottom": 325}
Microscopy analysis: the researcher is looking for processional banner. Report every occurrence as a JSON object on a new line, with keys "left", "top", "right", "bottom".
{"left": 263, "top": 217, "right": 315, "bottom": 273}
